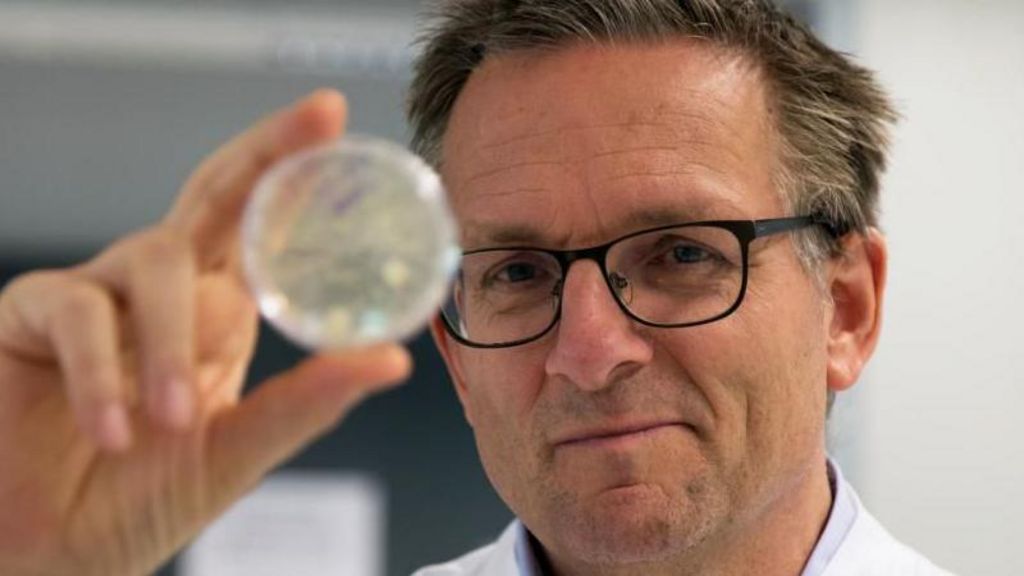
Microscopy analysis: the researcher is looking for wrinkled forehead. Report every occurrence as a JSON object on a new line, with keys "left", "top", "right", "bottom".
{"left": 440, "top": 40, "right": 779, "bottom": 250}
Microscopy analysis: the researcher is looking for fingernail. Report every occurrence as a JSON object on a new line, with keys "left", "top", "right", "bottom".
{"left": 159, "top": 378, "right": 195, "bottom": 430}
{"left": 97, "top": 403, "right": 133, "bottom": 452}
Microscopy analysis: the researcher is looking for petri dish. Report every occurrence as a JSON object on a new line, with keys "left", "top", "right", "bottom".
{"left": 241, "top": 134, "right": 460, "bottom": 350}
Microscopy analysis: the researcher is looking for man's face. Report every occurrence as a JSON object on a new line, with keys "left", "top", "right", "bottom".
{"left": 434, "top": 41, "right": 832, "bottom": 566}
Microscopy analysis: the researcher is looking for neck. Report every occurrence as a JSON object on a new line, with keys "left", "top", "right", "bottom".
{"left": 539, "top": 455, "right": 835, "bottom": 576}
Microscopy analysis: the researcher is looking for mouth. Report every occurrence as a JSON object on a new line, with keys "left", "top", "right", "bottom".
{"left": 554, "top": 421, "right": 688, "bottom": 450}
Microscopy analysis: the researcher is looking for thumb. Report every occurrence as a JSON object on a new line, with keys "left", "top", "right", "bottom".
{"left": 204, "top": 343, "right": 411, "bottom": 501}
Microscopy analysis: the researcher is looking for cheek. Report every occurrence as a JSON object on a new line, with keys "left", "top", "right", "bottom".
{"left": 453, "top": 344, "right": 551, "bottom": 499}
{"left": 744, "top": 284, "right": 829, "bottom": 464}
{"left": 458, "top": 344, "right": 548, "bottom": 426}
{"left": 655, "top": 278, "right": 829, "bottom": 467}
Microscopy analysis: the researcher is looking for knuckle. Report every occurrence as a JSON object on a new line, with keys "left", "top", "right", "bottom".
{"left": 79, "top": 226, "right": 196, "bottom": 289}
{"left": 1, "top": 270, "right": 74, "bottom": 322}
{"left": 137, "top": 228, "right": 186, "bottom": 260}
{"left": 53, "top": 282, "right": 109, "bottom": 325}
{"left": 129, "top": 228, "right": 193, "bottom": 271}
{"left": 4, "top": 269, "right": 63, "bottom": 298}
{"left": 93, "top": 228, "right": 150, "bottom": 264}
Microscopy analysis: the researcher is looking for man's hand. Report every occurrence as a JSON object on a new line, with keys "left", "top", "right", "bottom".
{"left": 0, "top": 90, "right": 412, "bottom": 576}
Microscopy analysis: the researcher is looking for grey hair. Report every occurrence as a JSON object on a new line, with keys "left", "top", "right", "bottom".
{"left": 406, "top": 0, "right": 898, "bottom": 267}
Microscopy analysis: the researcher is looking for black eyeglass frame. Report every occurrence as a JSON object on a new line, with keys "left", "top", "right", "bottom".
{"left": 441, "top": 215, "right": 836, "bottom": 349}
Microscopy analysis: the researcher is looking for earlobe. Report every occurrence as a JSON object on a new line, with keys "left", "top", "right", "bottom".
{"left": 429, "top": 316, "right": 477, "bottom": 428}
{"left": 825, "top": 229, "right": 887, "bottom": 392}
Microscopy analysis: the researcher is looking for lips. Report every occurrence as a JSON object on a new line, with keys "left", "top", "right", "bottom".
{"left": 553, "top": 421, "right": 686, "bottom": 448}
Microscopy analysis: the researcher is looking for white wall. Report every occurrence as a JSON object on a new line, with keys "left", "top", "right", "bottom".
{"left": 852, "top": 1, "right": 1024, "bottom": 574}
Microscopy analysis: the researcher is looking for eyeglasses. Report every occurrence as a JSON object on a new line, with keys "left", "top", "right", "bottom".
{"left": 440, "top": 216, "right": 834, "bottom": 348}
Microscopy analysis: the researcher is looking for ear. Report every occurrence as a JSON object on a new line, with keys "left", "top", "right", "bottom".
{"left": 429, "top": 315, "right": 477, "bottom": 428}
{"left": 825, "top": 228, "right": 888, "bottom": 392}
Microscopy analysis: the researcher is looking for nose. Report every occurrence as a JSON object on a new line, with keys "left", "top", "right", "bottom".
{"left": 544, "top": 260, "right": 654, "bottom": 391}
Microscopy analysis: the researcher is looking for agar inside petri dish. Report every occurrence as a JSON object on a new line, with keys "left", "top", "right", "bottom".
{"left": 241, "top": 135, "right": 460, "bottom": 350}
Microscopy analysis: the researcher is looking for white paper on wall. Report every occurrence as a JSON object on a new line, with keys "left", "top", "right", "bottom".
{"left": 180, "top": 471, "right": 385, "bottom": 576}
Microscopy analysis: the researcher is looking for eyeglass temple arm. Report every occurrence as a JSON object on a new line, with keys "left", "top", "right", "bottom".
{"left": 753, "top": 214, "right": 846, "bottom": 239}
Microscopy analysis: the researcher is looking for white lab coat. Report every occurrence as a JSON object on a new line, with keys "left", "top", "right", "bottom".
{"left": 411, "top": 486, "right": 954, "bottom": 576}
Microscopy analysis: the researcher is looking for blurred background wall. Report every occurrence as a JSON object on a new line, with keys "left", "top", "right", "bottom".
{"left": 0, "top": 3, "right": 511, "bottom": 575}
{"left": 0, "top": 1, "right": 1020, "bottom": 575}
{"left": 855, "top": 1, "right": 1024, "bottom": 574}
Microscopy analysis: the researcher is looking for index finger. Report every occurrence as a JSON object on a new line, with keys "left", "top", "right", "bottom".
{"left": 165, "top": 89, "right": 348, "bottom": 268}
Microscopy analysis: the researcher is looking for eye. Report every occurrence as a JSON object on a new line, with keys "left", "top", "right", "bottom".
{"left": 672, "top": 244, "right": 713, "bottom": 264}
{"left": 497, "top": 262, "right": 539, "bottom": 283}
{"left": 477, "top": 252, "right": 559, "bottom": 291}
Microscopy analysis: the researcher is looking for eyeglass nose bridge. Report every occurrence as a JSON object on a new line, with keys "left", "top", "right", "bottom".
{"left": 549, "top": 243, "right": 638, "bottom": 320}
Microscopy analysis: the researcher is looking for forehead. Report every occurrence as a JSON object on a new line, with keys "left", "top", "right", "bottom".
{"left": 441, "top": 40, "right": 780, "bottom": 250}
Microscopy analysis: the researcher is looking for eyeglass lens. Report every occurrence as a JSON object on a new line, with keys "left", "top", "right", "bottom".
{"left": 442, "top": 224, "right": 745, "bottom": 347}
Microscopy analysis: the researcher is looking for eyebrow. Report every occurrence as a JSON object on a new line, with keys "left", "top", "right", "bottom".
{"left": 469, "top": 201, "right": 747, "bottom": 250}
{"left": 621, "top": 206, "right": 728, "bottom": 230}
{"left": 483, "top": 224, "right": 552, "bottom": 247}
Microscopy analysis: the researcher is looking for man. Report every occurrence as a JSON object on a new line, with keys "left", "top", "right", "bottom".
{"left": 0, "top": 1, "right": 951, "bottom": 575}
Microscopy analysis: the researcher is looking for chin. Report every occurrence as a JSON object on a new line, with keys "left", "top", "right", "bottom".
{"left": 546, "top": 480, "right": 723, "bottom": 566}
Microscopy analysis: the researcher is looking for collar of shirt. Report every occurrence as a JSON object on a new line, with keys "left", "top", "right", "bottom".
{"left": 512, "top": 458, "right": 859, "bottom": 576}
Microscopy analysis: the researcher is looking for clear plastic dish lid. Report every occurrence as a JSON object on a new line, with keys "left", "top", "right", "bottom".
{"left": 241, "top": 134, "right": 461, "bottom": 350}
